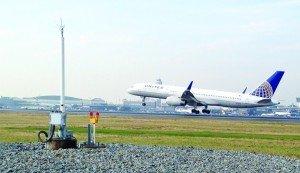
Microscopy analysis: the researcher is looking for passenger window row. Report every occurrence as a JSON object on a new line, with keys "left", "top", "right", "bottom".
{"left": 196, "top": 93, "right": 241, "bottom": 100}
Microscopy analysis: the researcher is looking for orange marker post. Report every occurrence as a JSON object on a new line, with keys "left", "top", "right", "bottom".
{"left": 88, "top": 111, "right": 100, "bottom": 144}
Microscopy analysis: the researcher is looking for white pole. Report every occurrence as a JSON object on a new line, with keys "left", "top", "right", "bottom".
{"left": 60, "top": 22, "right": 65, "bottom": 113}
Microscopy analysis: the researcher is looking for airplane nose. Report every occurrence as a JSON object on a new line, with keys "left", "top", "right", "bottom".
{"left": 127, "top": 88, "right": 133, "bottom": 94}
{"left": 127, "top": 85, "right": 139, "bottom": 95}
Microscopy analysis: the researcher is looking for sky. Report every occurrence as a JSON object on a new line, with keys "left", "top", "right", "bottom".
{"left": 0, "top": 0, "right": 299, "bottom": 104}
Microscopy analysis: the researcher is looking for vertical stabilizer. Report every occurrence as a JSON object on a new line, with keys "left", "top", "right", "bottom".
{"left": 250, "top": 71, "right": 284, "bottom": 98}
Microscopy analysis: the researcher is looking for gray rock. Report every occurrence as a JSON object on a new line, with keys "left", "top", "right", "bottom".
{"left": 0, "top": 143, "right": 299, "bottom": 173}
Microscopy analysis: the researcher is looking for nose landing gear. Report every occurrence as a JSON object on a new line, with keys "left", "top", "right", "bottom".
{"left": 141, "top": 97, "right": 146, "bottom": 106}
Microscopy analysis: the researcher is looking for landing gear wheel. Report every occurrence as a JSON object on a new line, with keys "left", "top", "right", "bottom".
{"left": 202, "top": 109, "right": 211, "bottom": 114}
{"left": 141, "top": 97, "right": 146, "bottom": 106}
{"left": 191, "top": 109, "right": 200, "bottom": 114}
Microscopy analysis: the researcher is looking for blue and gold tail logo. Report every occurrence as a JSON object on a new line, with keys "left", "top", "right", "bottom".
{"left": 251, "top": 81, "right": 274, "bottom": 98}
{"left": 250, "top": 71, "right": 284, "bottom": 98}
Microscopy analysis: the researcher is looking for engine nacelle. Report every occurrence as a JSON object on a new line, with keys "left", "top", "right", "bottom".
{"left": 166, "top": 96, "right": 186, "bottom": 106}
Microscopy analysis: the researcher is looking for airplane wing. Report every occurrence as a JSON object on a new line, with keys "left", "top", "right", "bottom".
{"left": 181, "top": 81, "right": 207, "bottom": 106}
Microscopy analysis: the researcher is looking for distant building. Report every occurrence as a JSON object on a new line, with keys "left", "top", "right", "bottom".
{"left": 123, "top": 99, "right": 157, "bottom": 107}
{"left": 89, "top": 98, "right": 108, "bottom": 111}
{"left": 0, "top": 97, "right": 29, "bottom": 108}
{"left": 297, "top": 97, "right": 300, "bottom": 107}
{"left": 23, "top": 95, "right": 106, "bottom": 107}
{"left": 123, "top": 99, "right": 142, "bottom": 107}
{"left": 90, "top": 98, "right": 106, "bottom": 106}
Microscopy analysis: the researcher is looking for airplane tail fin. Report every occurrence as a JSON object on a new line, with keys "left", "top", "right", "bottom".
{"left": 250, "top": 71, "right": 284, "bottom": 98}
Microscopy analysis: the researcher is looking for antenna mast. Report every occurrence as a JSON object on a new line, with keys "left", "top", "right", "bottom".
{"left": 38, "top": 19, "right": 77, "bottom": 150}
{"left": 60, "top": 19, "right": 65, "bottom": 113}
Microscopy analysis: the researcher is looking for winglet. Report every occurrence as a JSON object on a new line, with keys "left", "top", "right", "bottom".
{"left": 187, "top": 81, "right": 193, "bottom": 91}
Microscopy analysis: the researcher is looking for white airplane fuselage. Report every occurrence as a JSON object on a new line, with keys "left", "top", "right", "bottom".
{"left": 127, "top": 83, "right": 278, "bottom": 108}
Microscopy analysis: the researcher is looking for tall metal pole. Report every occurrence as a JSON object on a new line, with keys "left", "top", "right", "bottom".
{"left": 44, "top": 20, "right": 77, "bottom": 149}
{"left": 60, "top": 21, "right": 65, "bottom": 113}
{"left": 59, "top": 20, "right": 67, "bottom": 139}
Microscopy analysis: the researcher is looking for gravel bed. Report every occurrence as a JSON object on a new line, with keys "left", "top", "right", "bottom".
{"left": 0, "top": 143, "right": 299, "bottom": 172}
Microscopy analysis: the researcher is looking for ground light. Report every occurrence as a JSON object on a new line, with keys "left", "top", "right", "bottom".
{"left": 79, "top": 111, "right": 105, "bottom": 148}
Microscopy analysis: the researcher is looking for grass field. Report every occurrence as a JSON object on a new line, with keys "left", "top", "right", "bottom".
{"left": 0, "top": 112, "right": 299, "bottom": 158}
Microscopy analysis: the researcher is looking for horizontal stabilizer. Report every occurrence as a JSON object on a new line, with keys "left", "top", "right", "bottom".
{"left": 257, "top": 98, "right": 272, "bottom": 104}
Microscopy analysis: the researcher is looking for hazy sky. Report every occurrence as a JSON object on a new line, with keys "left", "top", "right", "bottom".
{"left": 0, "top": 1, "right": 299, "bottom": 104}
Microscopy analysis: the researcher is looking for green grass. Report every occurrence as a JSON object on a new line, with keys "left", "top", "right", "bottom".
{"left": 4, "top": 126, "right": 300, "bottom": 141}
{"left": 0, "top": 112, "right": 299, "bottom": 158}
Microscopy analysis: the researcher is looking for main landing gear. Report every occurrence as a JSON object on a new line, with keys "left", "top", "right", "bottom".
{"left": 191, "top": 109, "right": 200, "bottom": 114}
{"left": 192, "top": 106, "right": 211, "bottom": 114}
{"left": 202, "top": 105, "right": 211, "bottom": 114}
{"left": 202, "top": 109, "right": 210, "bottom": 114}
{"left": 141, "top": 97, "right": 146, "bottom": 106}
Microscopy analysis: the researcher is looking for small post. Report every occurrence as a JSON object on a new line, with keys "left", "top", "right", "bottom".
{"left": 93, "top": 123, "right": 96, "bottom": 143}
{"left": 87, "top": 124, "right": 92, "bottom": 145}
{"left": 80, "top": 111, "right": 103, "bottom": 148}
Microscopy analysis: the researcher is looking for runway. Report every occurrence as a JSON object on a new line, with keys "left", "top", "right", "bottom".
{"left": 1, "top": 109, "right": 299, "bottom": 123}
{"left": 101, "top": 112, "right": 300, "bottom": 123}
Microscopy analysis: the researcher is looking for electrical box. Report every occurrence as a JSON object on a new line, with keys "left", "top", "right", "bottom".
{"left": 49, "top": 112, "right": 66, "bottom": 125}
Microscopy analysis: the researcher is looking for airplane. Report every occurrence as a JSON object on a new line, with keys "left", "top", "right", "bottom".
{"left": 127, "top": 71, "right": 285, "bottom": 114}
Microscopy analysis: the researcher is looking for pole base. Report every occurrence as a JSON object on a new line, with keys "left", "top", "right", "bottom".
{"left": 46, "top": 137, "right": 77, "bottom": 150}
{"left": 79, "top": 142, "right": 106, "bottom": 149}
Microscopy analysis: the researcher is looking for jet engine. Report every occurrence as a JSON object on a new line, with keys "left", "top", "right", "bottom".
{"left": 166, "top": 96, "right": 186, "bottom": 106}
